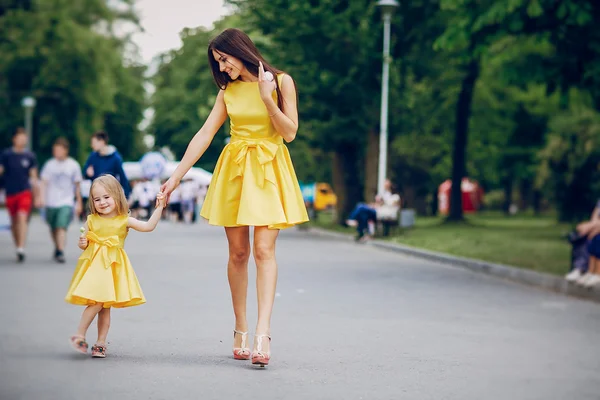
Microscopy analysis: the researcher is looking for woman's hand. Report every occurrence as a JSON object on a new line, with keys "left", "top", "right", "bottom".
{"left": 160, "top": 177, "right": 181, "bottom": 204}
{"left": 258, "top": 61, "right": 276, "bottom": 102}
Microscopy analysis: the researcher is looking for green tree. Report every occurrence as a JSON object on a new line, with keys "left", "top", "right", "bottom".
{"left": 0, "top": 0, "right": 145, "bottom": 164}
{"left": 435, "top": 0, "right": 600, "bottom": 220}
{"left": 227, "top": 0, "right": 396, "bottom": 221}
{"left": 105, "top": 64, "right": 148, "bottom": 161}
{"left": 150, "top": 25, "right": 230, "bottom": 171}
{"left": 535, "top": 89, "right": 600, "bottom": 222}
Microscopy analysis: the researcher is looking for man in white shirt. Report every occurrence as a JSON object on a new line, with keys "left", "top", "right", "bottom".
{"left": 39, "top": 138, "right": 83, "bottom": 263}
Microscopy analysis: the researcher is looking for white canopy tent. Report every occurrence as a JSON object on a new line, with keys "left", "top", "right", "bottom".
{"left": 122, "top": 161, "right": 213, "bottom": 186}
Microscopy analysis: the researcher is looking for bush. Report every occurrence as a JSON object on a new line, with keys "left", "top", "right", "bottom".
{"left": 483, "top": 189, "right": 505, "bottom": 211}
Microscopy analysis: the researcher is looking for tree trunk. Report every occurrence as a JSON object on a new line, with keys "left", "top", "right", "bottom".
{"left": 448, "top": 57, "right": 480, "bottom": 221}
{"left": 333, "top": 145, "right": 362, "bottom": 224}
{"left": 532, "top": 189, "right": 542, "bottom": 215}
{"left": 430, "top": 188, "right": 438, "bottom": 216}
{"left": 519, "top": 179, "right": 531, "bottom": 211}
{"left": 403, "top": 186, "right": 416, "bottom": 211}
{"left": 503, "top": 177, "right": 513, "bottom": 215}
{"left": 363, "top": 129, "right": 378, "bottom": 202}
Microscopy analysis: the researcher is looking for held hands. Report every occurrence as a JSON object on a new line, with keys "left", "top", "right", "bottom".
{"left": 159, "top": 177, "right": 180, "bottom": 205}
{"left": 86, "top": 165, "right": 94, "bottom": 178}
{"left": 258, "top": 61, "right": 276, "bottom": 102}
{"left": 156, "top": 192, "right": 167, "bottom": 209}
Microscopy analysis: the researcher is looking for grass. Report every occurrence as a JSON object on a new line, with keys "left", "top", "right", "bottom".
{"left": 309, "top": 210, "right": 574, "bottom": 276}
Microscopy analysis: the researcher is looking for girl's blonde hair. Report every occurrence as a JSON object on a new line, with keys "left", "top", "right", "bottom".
{"left": 89, "top": 175, "right": 129, "bottom": 216}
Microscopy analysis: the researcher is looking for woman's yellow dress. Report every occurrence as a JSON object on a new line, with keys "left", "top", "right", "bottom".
{"left": 65, "top": 214, "right": 145, "bottom": 308}
{"left": 200, "top": 74, "right": 309, "bottom": 229}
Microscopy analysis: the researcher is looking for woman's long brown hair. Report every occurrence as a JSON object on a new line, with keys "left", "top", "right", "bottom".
{"left": 208, "top": 28, "right": 286, "bottom": 111}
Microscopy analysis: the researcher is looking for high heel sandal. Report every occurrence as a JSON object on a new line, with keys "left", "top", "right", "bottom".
{"left": 232, "top": 330, "right": 251, "bottom": 360}
{"left": 251, "top": 334, "right": 271, "bottom": 367}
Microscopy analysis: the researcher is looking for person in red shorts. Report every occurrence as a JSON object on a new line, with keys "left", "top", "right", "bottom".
{"left": 0, "top": 128, "right": 40, "bottom": 262}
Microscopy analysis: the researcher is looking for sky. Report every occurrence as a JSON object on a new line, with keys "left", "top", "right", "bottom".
{"left": 133, "top": 0, "right": 231, "bottom": 64}
{"left": 129, "top": 0, "right": 231, "bottom": 132}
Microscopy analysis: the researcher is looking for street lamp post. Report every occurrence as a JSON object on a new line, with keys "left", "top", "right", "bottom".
{"left": 376, "top": 0, "right": 398, "bottom": 196}
{"left": 21, "top": 96, "right": 36, "bottom": 151}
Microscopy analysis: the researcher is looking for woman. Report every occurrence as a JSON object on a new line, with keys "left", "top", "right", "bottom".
{"left": 160, "top": 28, "right": 309, "bottom": 367}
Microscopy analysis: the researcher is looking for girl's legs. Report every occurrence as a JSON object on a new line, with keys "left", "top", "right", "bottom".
{"left": 97, "top": 308, "right": 111, "bottom": 344}
{"left": 76, "top": 303, "right": 104, "bottom": 338}
{"left": 253, "top": 226, "right": 279, "bottom": 353}
{"left": 225, "top": 226, "right": 251, "bottom": 348}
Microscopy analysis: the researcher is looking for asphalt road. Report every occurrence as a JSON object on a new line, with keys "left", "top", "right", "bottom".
{"left": 1, "top": 216, "right": 599, "bottom": 400}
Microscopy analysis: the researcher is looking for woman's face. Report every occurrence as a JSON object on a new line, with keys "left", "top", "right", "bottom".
{"left": 212, "top": 50, "right": 246, "bottom": 81}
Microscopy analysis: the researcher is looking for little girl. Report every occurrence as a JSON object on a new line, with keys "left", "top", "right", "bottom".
{"left": 65, "top": 174, "right": 166, "bottom": 358}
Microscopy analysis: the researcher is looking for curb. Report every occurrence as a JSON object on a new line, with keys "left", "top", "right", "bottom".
{"left": 303, "top": 226, "right": 600, "bottom": 304}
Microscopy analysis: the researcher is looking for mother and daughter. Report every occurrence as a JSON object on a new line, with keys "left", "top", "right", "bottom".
{"left": 64, "top": 28, "right": 308, "bottom": 367}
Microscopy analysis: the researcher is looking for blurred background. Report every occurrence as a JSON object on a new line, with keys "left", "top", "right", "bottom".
{"left": 1, "top": 0, "right": 599, "bottom": 275}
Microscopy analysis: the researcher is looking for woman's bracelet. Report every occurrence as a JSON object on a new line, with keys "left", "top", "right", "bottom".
{"left": 269, "top": 109, "right": 280, "bottom": 117}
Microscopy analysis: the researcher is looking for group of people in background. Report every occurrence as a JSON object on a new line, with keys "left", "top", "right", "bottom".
{"left": 129, "top": 178, "right": 206, "bottom": 224}
{"left": 0, "top": 128, "right": 206, "bottom": 264}
{"left": 0, "top": 129, "right": 129, "bottom": 263}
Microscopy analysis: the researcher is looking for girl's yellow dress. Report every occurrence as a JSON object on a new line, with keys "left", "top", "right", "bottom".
{"left": 200, "top": 74, "right": 309, "bottom": 229}
{"left": 65, "top": 214, "right": 145, "bottom": 308}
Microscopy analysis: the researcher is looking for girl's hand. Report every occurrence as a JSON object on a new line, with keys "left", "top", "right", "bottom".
{"left": 258, "top": 61, "right": 276, "bottom": 102}
{"left": 78, "top": 236, "right": 88, "bottom": 250}
{"left": 160, "top": 176, "right": 180, "bottom": 204}
{"left": 156, "top": 192, "right": 167, "bottom": 209}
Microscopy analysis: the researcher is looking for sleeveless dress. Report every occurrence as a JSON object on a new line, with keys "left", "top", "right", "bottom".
{"left": 200, "top": 74, "right": 309, "bottom": 229}
{"left": 64, "top": 214, "right": 145, "bottom": 308}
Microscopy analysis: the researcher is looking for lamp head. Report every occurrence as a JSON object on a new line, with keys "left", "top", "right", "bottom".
{"left": 376, "top": 0, "right": 399, "bottom": 16}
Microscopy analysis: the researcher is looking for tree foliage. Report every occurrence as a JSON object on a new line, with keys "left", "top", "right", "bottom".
{"left": 537, "top": 93, "right": 600, "bottom": 222}
{"left": 0, "top": 0, "right": 146, "bottom": 163}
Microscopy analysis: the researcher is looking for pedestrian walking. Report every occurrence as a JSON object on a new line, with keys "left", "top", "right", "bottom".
{"left": 39, "top": 137, "right": 83, "bottom": 263}
{"left": 83, "top": 131, "right": 131, "bottom": 198}
{"left": 0, "top": 127, "right": 40, "bottom": 262}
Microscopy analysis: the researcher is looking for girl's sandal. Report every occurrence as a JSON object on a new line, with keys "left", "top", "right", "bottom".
{"left": 91, "top": 344, "right": 107, "bottom": 358}
{"left": 70, "top": 335, "right": 88, "bottom": 354}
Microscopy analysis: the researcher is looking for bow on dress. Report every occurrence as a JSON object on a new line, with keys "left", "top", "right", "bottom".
{"left": 84, "top": 231, "right": 122, "bottom": 269}
{"left": 228, "top": 139, "right": 279, "bottom": 188}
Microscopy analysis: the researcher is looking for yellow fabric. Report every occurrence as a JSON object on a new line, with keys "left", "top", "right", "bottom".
{"left": 200, "top": 74, "right": 309, "bottom": 229}
{"left": 65, "top": 214, "right": 145, "bottom": 308}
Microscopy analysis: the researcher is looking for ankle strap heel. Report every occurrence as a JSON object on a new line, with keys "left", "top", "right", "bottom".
{"left": 251, "top": 333, "right": 271, "bottom": 367}
{"left": 233, "top": 329, "right": 250, "bottom": 360}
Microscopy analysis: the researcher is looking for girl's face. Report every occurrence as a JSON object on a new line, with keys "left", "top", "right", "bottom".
{"left": 212, "top": 50, "right": 247, "bottom": 81}
{"left": 92, "top": 184, "right": 117, "bottom": 217}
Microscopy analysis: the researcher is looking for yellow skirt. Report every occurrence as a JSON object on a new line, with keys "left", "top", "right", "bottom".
{"left": 65, "top": 248, "right": 145, "bottom": 308}
{"left": 200, "top": 137, "right": 309, "bottom": 229}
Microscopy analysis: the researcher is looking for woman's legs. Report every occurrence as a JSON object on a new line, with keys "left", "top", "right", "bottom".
{"left": 225, "top": 226, "right": 251, "bottom": 348}
{"left": 252, "top": 226, "right": 279, "bottom": 352}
